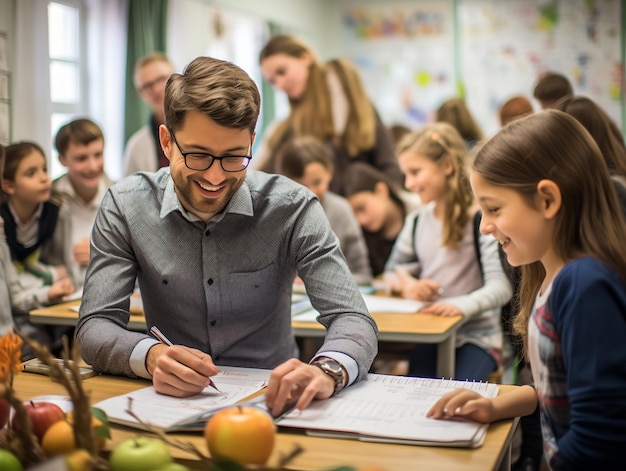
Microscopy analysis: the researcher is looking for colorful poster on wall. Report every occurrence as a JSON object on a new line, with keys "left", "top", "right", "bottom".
{"left": 459, "top": 0, "right": 623, "bottom": 135}
{"left": 342, "top": 1, "right": 457, "bottom": 131}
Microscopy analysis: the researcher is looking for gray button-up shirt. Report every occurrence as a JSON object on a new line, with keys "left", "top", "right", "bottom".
{"left": 76, "top": 168, "right": 377, "bottom": 383}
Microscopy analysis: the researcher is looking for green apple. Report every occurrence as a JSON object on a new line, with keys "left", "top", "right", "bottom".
{"left": 109, "top": 437, "right": 172, "bottom": 471}
{"left": 0, "top": 449, "right": 22, "bottom": 471}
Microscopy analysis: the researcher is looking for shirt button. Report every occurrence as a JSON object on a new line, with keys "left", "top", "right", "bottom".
{"left": 207, "top": 278, "right": 214, "bottom": 285}
{"left": 205, "top": 229, "right": 211, "bottom": 236}
{"left": 210, "top": 320, "right": 217, "bottom": 326}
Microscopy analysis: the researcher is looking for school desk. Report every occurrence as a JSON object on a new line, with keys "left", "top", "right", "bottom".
{"left": 13, "top": 370, "right": 519, "bottom": 471}
{"left": 29, "top": 300, "right": 465, "bottom": 378}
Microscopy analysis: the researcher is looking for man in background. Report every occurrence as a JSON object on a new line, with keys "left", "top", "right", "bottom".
{"left": 123, "top": 52, "right": 175, "bottom": 176}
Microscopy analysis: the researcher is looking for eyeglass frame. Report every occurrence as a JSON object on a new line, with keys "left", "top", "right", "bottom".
{"left": 168, "top": 128, "right": 253, "bottom": 172}
{"left": 137, "top": 75, "right": 169, "bottom": 93}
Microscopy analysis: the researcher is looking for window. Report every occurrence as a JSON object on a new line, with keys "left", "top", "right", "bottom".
{"left": 48, "top": 0, "right": 85, "bottom": 179}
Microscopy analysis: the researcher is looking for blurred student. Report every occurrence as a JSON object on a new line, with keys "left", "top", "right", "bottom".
{"left": 384, "top": 123, "right": 512, "bottom": 381}
{"left": 0, "top": 142, "right": 75, "bottom": 355}
{"left": 554, "top": 95, "right": 626, "bottom": 219}
{"left": 344, "top": 162, "right": 420, "bottom": 277}
{"left": 277, "top": 136, "right": 372, "bottom": 285}
{"left": 0, "top": 144, "right": 13, "bottom": 336}
{"left": 436, "top": 98, "right": 484, "bottom": 149}
{"left": 124, "top": 52, "right": 175, "bottom": 176}
{"left": 498, "top": 96, "right": 534, "bottom": 127}
{"left": 257, "top": 35, "right": 403, "bottom": 196}
{"left": 47, "top": 118, "right": 114, "bottom": 289}
{"left": 428, "top": 110, "right": 626, "bottom": 470}
{"left": 532, "top": 71, "right": 573, "bottom": 110}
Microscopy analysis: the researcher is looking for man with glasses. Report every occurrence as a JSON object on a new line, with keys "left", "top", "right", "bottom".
{"left": 77, "top": 56, "right": 378, "bottom": 416}
{"left": 123, "top": 52, "right": 175, "bottom": 176}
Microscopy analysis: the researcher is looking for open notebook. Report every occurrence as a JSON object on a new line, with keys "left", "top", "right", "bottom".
{"left": 277, "top": 374, "right": 499, "bottom": 448}
{"left": 93, "top": 366, "right": 271, "bottom": 432}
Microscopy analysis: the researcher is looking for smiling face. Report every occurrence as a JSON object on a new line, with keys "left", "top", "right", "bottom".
{"left": 59, "top": 138, "right": 104, "bottom": 200}
{"left": 470, "top": 171, "right": 554, "bottom": 267}
{"left": 3, "top": 150, "right": 51, "bottom": 206}
{"left": 260, "top": 53, "right": 312, "bottom": 100}
{"left": 398, "top": 150, "right": 451, "bottom": 206}
{"left": 161, "top": 110, "right": 255, "bottom": 222}
{"left": 135, "top": 59, "right": 175, "bottom": 121}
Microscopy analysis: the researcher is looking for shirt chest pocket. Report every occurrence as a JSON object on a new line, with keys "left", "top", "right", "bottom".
{"left": 227, "top": 262, "right": 282, "bottom": 315}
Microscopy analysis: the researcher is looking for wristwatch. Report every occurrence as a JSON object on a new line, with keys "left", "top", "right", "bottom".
{"left": 311, "top": 357, "right": 346, "bottom": 396}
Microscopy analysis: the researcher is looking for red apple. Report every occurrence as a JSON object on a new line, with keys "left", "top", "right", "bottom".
{"left": 204, "top": 406, "right": 276, "bottom": 465}
{"left": 109, "top": 437, "right": 172, "bottom": 471}
{"left": 0, "top": 397, "right": 9, "bottom": 428}
{"left": 12, "top": 401, "right": 65, "bottom": 441}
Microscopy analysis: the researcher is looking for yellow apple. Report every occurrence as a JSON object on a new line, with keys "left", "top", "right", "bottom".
{"left": 204, "top": 406, "right": 275, "bottom": 465}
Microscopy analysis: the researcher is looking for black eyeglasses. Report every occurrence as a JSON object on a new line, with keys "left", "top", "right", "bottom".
{"left": 137, "top": 75, "right": 169, "bottom": 93}
{"left": 168, "top": 129, "right": 252, "bottom": 172}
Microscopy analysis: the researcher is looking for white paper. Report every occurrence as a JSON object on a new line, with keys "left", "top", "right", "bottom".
{"left": 94, "top": 366, "right": 271, "bottom": 431}
{"left": 278, "top": 374, "right": 498, "bottom": 447}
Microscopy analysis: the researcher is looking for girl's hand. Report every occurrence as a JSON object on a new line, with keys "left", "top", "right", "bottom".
{"left": 48, "top": 278, "right": 75, "bottom": 303}
{"left": 421, "top": 302, "right": 462, "bottom": 317}
{"left": 55, "top": 265, "right": 69, "bottom": 280}
{"left": 427, "top": 388, "right": 496, "bottom": 423}
{"left": 398, "top": 274, "right": 441, "bottom": 301}
{"left": 72, "top": 237, "right": 91, "bottom": 266}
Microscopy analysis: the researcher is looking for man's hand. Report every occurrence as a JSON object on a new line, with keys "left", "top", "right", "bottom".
{"left": 421, "top": 302, "right": 463, "bottom": 317}
{"left": 147, "top": 343, "right": 219, "bottom": 397}
{"left": 264, "top": 358, "right": 338, "bottom": 418}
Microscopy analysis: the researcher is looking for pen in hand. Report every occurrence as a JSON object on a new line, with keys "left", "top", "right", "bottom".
{"left": 149, "top": 326, "right": 222, "bottom": 393}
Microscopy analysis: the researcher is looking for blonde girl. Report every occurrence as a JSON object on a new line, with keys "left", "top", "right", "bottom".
{"left": 428, "top": 110, "right": 626, "bottom": 469}
{"left": 384, "top": 122, "right": 512, "bottom": 380}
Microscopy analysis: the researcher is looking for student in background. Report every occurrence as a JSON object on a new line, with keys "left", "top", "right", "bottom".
{"left": 554, "top": 95, "right": 626, "bottom": 218}
{"left": 277, "top": 136, "right": 372, "bottom": 285}
{"left": 428, "top": 110, "right": 626, "bottom": 469}
{"left": 435, "top": 98, "right": 484, "bottom": 149}
{"left": 0, "top": 142, "right": 75, "bottom": 355}
{"left": 532, "top": 71, "right": 573, "bottom": 110}
{"left": 46, "top": 118, "right": 114, "bottom": 289}
{"left": 124, "top": 52, "right": 175, "bottom": 176}
{"left": 387, "top": 123, "right": 412, "bottom": 148}
{"left": 498, "top": 96, "right": 534, "bottom": 127}
{"left": 257, "top": 35, "right": 403, "bottom": 196}
{"left": 344, "top": 162, "right": 420, "bottom": 278}
{"left": 0, "top": 144, "right": 13, "bottom": 336}
{"left": 76, "top": 57, "right": 377, "bottom": 415}
{"left": 384, "top": 123, "right": 512, "bottom": 381}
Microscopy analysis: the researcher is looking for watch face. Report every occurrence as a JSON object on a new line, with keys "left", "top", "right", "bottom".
{"left": 319, "top": 359, "right": 342, "bottom": 374}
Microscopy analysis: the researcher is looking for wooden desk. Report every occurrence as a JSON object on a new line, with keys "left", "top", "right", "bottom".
{"left": 29, "top": 300, "right": 146, "bottom": 331}
{"left": 30, "top": 302, "right": 464, "bottom": 378}
{"left": 13, "top": 371, "right": 518, "bottom": 471}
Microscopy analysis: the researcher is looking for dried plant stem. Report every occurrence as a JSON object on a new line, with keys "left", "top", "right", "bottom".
{"left": 0, "top": 383, "right": 46, "bottom": 466}
{"left": 18, "top": 333, "right": 97, "bottom": 455}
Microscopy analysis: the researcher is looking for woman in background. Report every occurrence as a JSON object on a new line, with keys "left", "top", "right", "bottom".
{"left": 257, "top": 34, "right": 403, "bottom": 196}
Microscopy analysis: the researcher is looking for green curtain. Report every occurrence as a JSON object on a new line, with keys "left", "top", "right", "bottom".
{"left": 123, "top": 0, "right": 168, "bottom": 145}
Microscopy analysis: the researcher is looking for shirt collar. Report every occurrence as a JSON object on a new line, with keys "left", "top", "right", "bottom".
{"left": 54, "top": 174, "right": 109, "bottom": 209}
{"left": 160, "top": 176, "right": 254, "bottom": 222}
